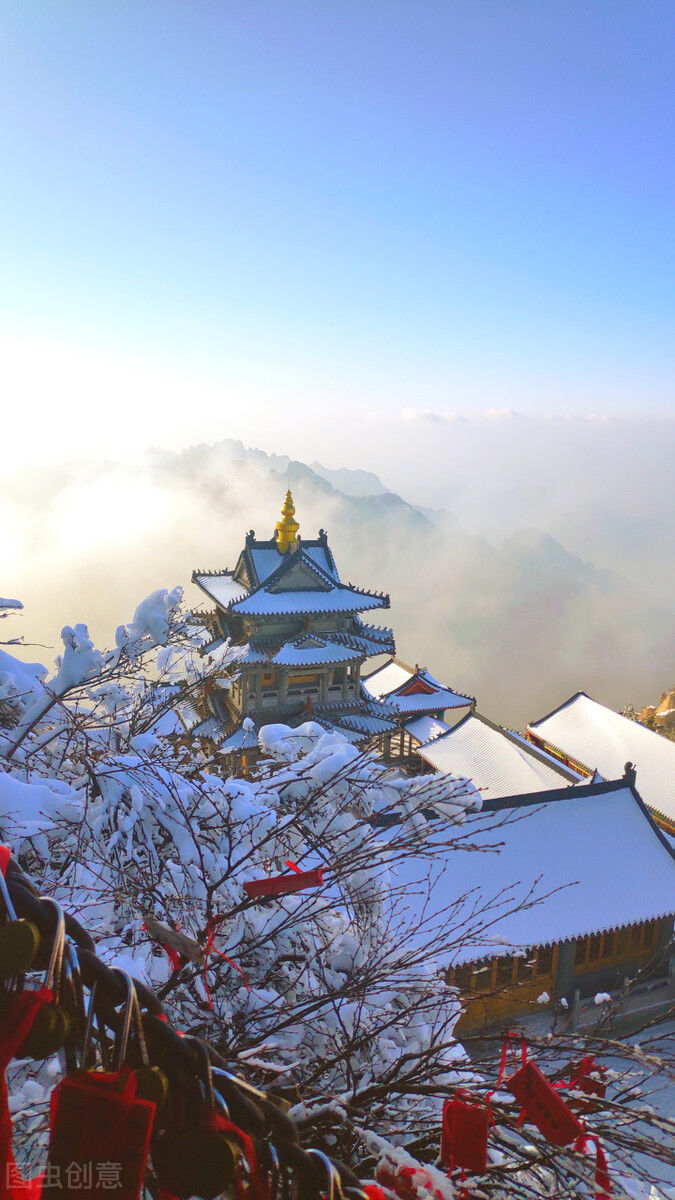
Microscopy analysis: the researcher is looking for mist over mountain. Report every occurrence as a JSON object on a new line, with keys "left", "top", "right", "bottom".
{"left": 2, "top": 436, "right": 672, "bottom": 728}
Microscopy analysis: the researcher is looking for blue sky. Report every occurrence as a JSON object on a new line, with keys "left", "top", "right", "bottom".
{"left": 1, "top": 1, "right": 673, "bottom": 463}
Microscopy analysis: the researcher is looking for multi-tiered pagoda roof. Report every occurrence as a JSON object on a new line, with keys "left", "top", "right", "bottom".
{"left": 190, "top": 493, "right": 400, "bottom": 762}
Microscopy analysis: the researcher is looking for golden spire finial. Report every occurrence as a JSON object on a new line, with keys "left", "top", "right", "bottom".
{"left": 275, "top": 489, "right": 300, "bottom": 553}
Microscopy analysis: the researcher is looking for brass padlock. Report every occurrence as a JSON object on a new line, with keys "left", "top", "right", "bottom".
{"left": 113, "top": 971, "right": 169, "bottom": 1111}
{"left": 0, "top": 867, "right": 40, "bottom": 979}
{"left": 16, "top": 897, "right": 70, "bottom": 1059}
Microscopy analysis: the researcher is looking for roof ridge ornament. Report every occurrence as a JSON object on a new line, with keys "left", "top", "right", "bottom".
{"left": 275, "top": 490, "right": 300, "bottom": 554}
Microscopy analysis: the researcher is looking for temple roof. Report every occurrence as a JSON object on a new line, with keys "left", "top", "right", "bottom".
{"left": 417, "top": 711, "right": 580, "bottom": 799}
{"left": 362, "top": 658, "right": 473, "bottom": 716}
{"left": 394, "top": 777, "right": 675, "bottom": 965}
{"left": 403, "top": 714, "right": 452, "bottom": 745}
{"left": 528, "top": 692, "right": 675, "bottom": 828}
{"left": 194, "top": 544, "right": 388, "bottom": 619}
{"left": 239, "top": 636, "right": 364, "bottom": 668}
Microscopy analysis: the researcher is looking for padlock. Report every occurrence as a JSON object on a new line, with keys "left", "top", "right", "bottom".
{"left": 0, "top": 859, "right": 40, "bottom": 980}
{"left": 153, "top": 1038, "right": 245, "bottom": 1200}
{"left": 111, "top": 971, "right": 169, "bottom": 1112}
{"left": 44, "top": 1065, "right": 156, "bottom": 1200}
{"left": 0, "top": 898, "right": 71, "bottom": 1060}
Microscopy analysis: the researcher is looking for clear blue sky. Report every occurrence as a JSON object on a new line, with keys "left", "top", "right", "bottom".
{"left": 1, "top": 1, "right": 673, "bottom": 462}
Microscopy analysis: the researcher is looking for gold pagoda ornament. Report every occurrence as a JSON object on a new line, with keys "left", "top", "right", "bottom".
{"left": 275, "top": 490, "right": 300, "bottom": 553}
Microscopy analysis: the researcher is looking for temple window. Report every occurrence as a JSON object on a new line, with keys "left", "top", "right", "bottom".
{"left": 261, "top": 670, "right": 276, "bottom": 689}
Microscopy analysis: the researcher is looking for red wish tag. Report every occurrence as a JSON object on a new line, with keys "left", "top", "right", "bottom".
{"left": 441, "top": 1092, "right": 490, "bottom": 1174}
{"left": 507, "top": 1060, "right": 583, "bottom": 1146}
{"left": 243, "top": 868, "right": 324, "bottom": 899}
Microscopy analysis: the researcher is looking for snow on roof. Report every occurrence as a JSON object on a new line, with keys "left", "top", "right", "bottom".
{"left": 249, "top": 547, "right": 284, "bottom": 584}
{"left": 363, "top": 660, "right": 415, "bottom": 698}
{"left": 271, "top": 640, "right": 360, "bottom": 667}
{"left": 219, "top": 722, "right": 259, "bottom": 752}
{"left": 193, "top": 573, "right": 249, "bottom": 609}
{"left": 362, "top": 658, "right": 472, "bottom": 714}
{"left": 231, "top": 586, "right": 384, "bottom": 618}
{"left": 395, "top": 779, "right": 675, "bottom": 964}
{"left": 248, "top": 541, "right": 338, "bottom": 585}
{"left": 336, "top": 712, "right": 395, "bottom": 735}
{"left": 418, "top": 713, "right": 576, "bottom": 799}
{"left": 388, "top": 688, "right": 472, "bottom": 715}
{"left": 404, "top": 715, "right": 452, "bottom": 744}
{"left": 529, "top": 692, "right": 675, "bottom": 827}
{"left": 303, "top": 544, "right": 339, "bottom": 580}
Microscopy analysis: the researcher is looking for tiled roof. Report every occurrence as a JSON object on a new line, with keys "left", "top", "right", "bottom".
{"left": 193, "top": 572, "right": 248, "bottom": 608}
{"left": 394, "top": 778, "right": 675, "bottom": 965}
{"left": 528, "top": 692, "right": 675, "bottom": 827}
{"left": 418, "top": 712, "right": 577, "bottom": 799}
{"left": 404, "top": 715, "right": 452, "bottom": 744}
{"left": 230, "top": 585, "right": 386, "bottom": 618}
{"left": 362, "top": 658, "right": 474, "bottom": 715}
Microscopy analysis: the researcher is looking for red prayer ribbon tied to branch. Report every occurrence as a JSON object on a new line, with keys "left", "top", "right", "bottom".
{"left": 202, "top": 914, "right": 250, "bottom": 1010}
{"left": 141, "top": 922, "right": 182, "bottom": 975}
{"left": 243, "top": 861, "right": 324, "bottom": 900}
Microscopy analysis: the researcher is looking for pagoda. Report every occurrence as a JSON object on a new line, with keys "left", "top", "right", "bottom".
{"left": 191, "top": 492, "right": 398, "bottom": 765}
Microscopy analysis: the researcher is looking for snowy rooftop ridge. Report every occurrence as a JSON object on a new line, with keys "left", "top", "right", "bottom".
{"left": 362, "top": 658, "right": 474, "bottom": 716}
{"left": 528, "top": 691, "right": 675, "bottom": 828}
{"left": 395, "top": 775, "right": 675, "bottom": 965}
{"left": 417, "top": 711, "right": 579, "bottom": 799}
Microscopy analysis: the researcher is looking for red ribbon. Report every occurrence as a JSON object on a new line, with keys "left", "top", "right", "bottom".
{"left": 0, "top": 990, "right": 51, "bottom": 1200}
{"left": 574, "top": 1131, "right": 611, "bottom": 1198}
{"left": 203, "top": 915, "right": 250, "bottom": 1010}
{"left": 141, "top": 922, "right": 182, "bottom": 975}
{"left": 207, "top": 1112, "right": 266, "bottom": 1200}
{"left": 0, "top": 847, "right": 11, "bottom": 879}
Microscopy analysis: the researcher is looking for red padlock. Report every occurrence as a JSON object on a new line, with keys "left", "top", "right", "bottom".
{"left": 441, "top": 1091, "right": 490, "bottom": 1174}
